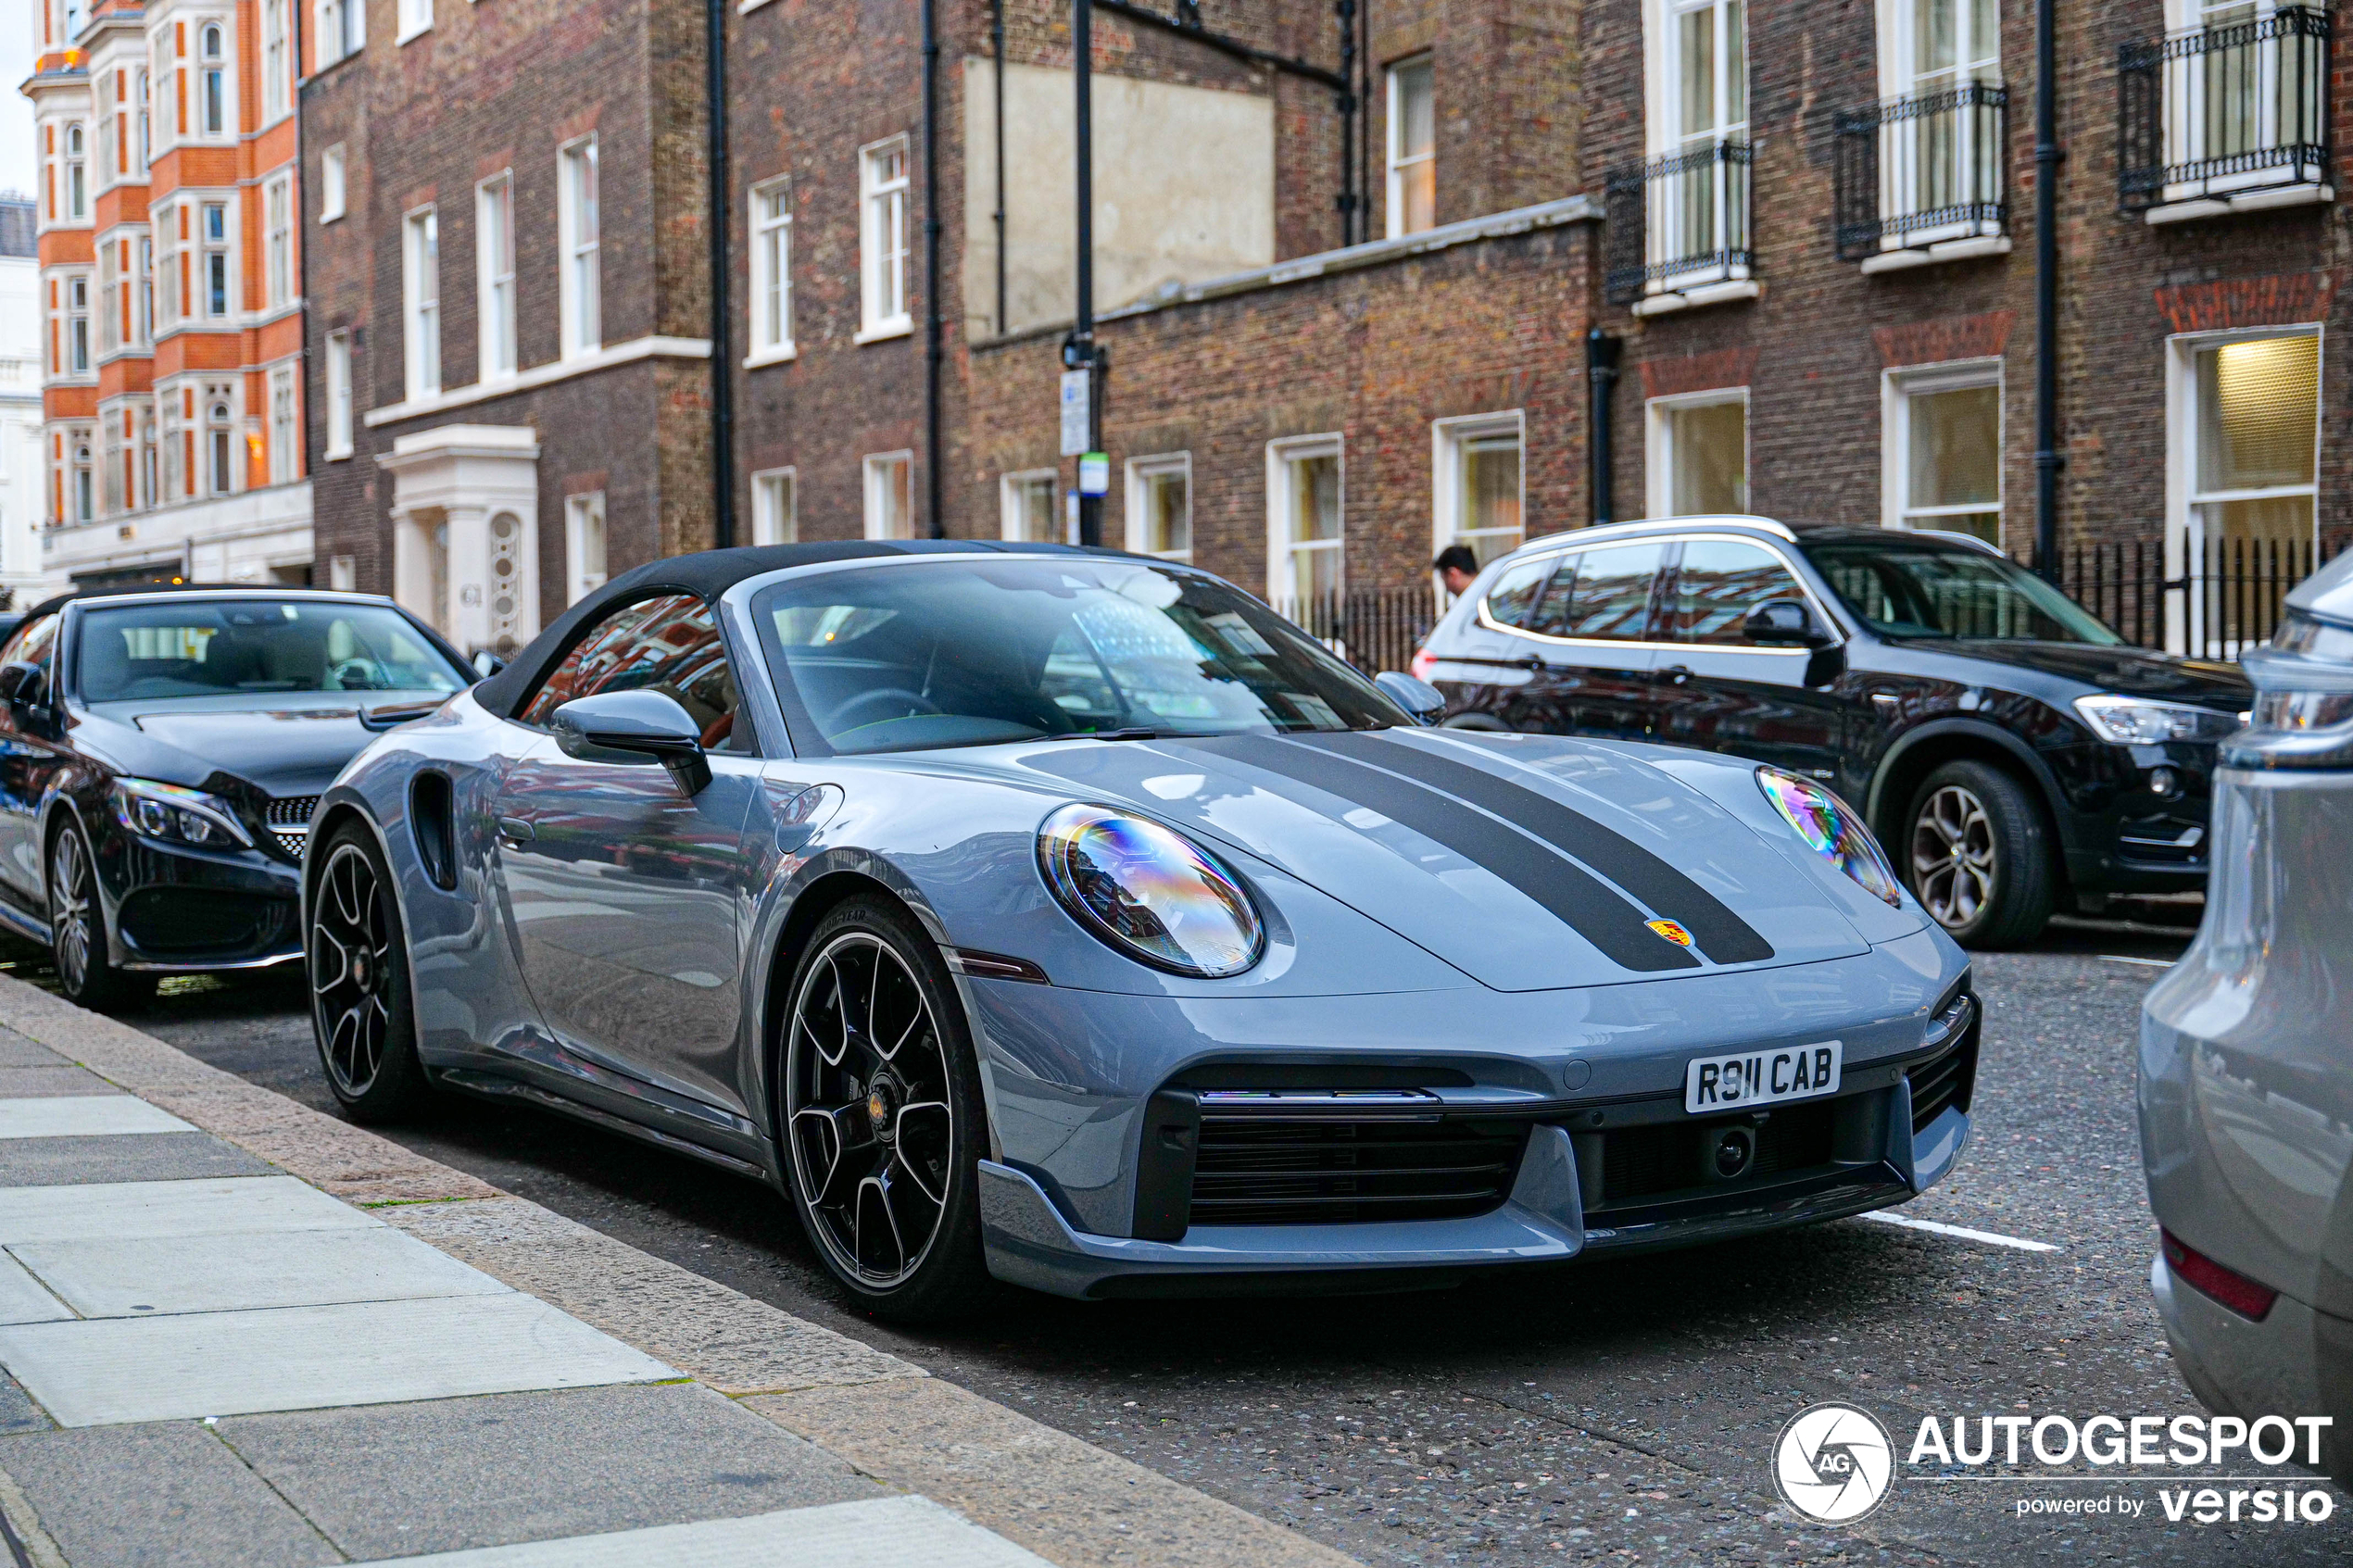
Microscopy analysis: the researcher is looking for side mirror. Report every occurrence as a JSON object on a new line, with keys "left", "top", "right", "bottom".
{"left": 0, "top": 661, "right": 36, "bottom": 704}
{"left": 472, "top": 649, "right": 509, "bottom": 679}
{"left": 1743, "top": 599, "right": 1834, "bottom": 649}
{"left": 550, "top": 689, "right": 712, "bottom": 795}
{"left": 1375, "top": 670, "right": 1449, "bottom": 726}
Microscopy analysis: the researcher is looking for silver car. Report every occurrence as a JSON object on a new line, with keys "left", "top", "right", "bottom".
{"left": 2141, "top": 550, "right": 2353, "bottom": 1484}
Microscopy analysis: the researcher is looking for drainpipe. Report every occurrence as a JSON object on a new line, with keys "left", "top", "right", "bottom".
{"left": 1070, "top": 0, "right": 1103, "bottom": 548}
{"left": 992, "top": 0, "right": 1006, "bottom": 334}
{"left": 706, "top": 0, "right": 736, "bottom": 548}
{"left": 1337, "top": 0, "right": 1357, "bottom": 244}
{"left": 2032, "top": 0, "right": 2061, "bottom": 580}
{"left": 923, "top": 0, "right": 945, "bottom": 538}
{"left": 1586, "top": 329, "right": 1620, "bottom": 526}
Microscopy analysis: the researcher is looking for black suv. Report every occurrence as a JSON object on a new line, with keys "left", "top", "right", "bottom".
{"left": 1414, "top": 518, "right": 2251, "bottom": 947}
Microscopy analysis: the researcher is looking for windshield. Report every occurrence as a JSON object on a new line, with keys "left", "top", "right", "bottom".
{"left": 752, "top": 558, "right": 1411, "bottom": 755}
{"left": 1805, "top": 540, "right": 2122, "bottom": 645}
{"left": 76, "top": 599, "right": 471, "bottom": 703}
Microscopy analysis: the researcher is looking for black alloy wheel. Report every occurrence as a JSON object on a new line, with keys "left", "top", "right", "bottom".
{"left": 47, "top": 820, "right": 149, "bottom": 1011}
{"left": 782, "top": 895, "right": 988, "bottom": 1321}
{"left": 308, "top": 825, "right": 432, "bottom": 1121}
{"left": 1905, "top": 759, "right": 2055, "bottom": 949}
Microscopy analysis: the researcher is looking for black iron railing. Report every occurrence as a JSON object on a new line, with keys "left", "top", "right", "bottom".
{"left": 1833, "top": 82, "right": 2008, "bottom": 261}
{"left": 2060, "top": 534, "right": 2346, "bottom": 659}
{"left": 1604, "top": 138, "right": 1753, "bottom": 306}
{"left": 2119, "top": 6, "right": 2331, "bottom": 211}
{"left": 1273, "top": 588, "right": 1441, "bottom": 678}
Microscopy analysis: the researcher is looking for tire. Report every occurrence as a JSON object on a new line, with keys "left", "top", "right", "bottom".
{"left": 46, "top": 818, "right": 152, "bottom": 1012}
{"left": 308, "top": 823, "right": 433, "bottom": 1122}
{"left": 779, "top": 894, "right": 991, "bottom": 1322}
{"left": 1904, "top": 760, "right": 2056, "bottom": 948}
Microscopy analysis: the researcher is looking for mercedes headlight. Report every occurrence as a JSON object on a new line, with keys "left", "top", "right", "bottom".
{"left": 111, "top": 778, "right": 252, "bottom": 849}
{"left": 2071, "top": 695, "right": 2243, "bottom": 745}
{"left": 1037, "top": 804, "right": 1264, "bottom": 977}
{"left": 1755, "top": 767, "right": 1903, "bottom": 907}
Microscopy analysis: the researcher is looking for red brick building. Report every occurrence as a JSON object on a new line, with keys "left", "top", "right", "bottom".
{"left": 302, "top": 0, "right": 2348, "bottom": 657}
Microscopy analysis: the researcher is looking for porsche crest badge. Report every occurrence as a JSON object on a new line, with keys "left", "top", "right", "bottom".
{"left": 1646, "top": 918, "right": 1695, "bottom": 947}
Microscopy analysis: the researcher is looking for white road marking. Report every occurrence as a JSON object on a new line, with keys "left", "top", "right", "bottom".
{"left": 0, "top": 1096, "right": 191, "bottom": 1139}
{"left": 345, "top": 1497, "right": 1052, "bottom": 1568}
{"left": 2099, "top": 955, "right": 2173, "bottom": 969}
{"left": 1858, "top": 1210, "right": 2060, "bottom": 1253}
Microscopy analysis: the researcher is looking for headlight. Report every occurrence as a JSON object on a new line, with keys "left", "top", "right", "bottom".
{"left": 2070, "top": 695, "right": 2242, "bottom": 745}
{"left": 2222, "top": 646, "right": 2353, "bottom": 771}
{"left": 1755, "top": 768, "right": 1903, "bottom": 907}
{"left": 111, "top": 778, "right": 253, "bottom": 849}
{"left": 1037, "top": 804, "right": 1264, "bottom": 977}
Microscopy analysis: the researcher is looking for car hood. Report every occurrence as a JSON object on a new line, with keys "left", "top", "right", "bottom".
{"left": 1006, "top": 729, "right": 1881, "bottom": 992}
{"left": 1911, "top": 640, "right": 2251, "bottom": 706}
{"left": 83, "top": 693, "right": 450, "bottom": 797}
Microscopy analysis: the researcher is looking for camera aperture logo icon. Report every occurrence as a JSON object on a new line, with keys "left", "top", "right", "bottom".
{"left": 1772, "top": 1402, "right": 1894, "bottom": 1524}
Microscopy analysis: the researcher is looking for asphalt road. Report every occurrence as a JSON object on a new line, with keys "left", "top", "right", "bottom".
{"left": 19, "top": 915, "right": 2347, "bottom": 1568}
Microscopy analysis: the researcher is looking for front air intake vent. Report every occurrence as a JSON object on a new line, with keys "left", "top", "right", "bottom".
{"left": 1186, "top": 1109, "right": 1527, "bottom": 1228}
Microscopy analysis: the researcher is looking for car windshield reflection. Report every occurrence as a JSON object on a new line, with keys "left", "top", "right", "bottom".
{"left": 76, "top": 599, "right": 471, "bottom": 703}
{"left": 1805, "top": 540, "right": 2122, "bottom": 646}
{"left": 753, "top": 558, "right": 1409, "bottom": 755}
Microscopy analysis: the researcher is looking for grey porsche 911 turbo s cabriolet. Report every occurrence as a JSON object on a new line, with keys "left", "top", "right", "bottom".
{"left": 307, "top": 541, "right": 1978, "bottom": 1318}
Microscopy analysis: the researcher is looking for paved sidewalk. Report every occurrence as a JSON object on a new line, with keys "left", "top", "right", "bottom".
{"left": 0, "top": 975, "right": 1360, "bottom": 1568}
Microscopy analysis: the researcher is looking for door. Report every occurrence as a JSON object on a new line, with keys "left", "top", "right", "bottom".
{"left": 0, "top": 614, "right": 64, "bottom": 908}
{"left": 1651, "top": 537, "right": 1854, "bottom": 780}
{"left": 1516, "top": 542, "right": 1668, "bottom": 741}
{"left": 488, "top": 593, "right": 766, "bottom": 1117}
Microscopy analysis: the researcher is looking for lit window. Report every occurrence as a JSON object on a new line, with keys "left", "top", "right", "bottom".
{"left": 1436, "top": 416, "right": 1523, "bottom": 565}
{"left": 1269, "top": 437, "right": 1343, "bottom": 605}
{"left": 749, "top": 178, "right": 793, "bottom": 358}
{"left": 477, "top": 174, "right": 516, "bottom": 379}
{"left": 565, "top": 493, "right": 608, "bottom": 604}
{"left": 863, "top": 452, "right": 914, "bottom": 539}
{"left": 1126, "top": 454, "right": 1192, "bottom": 562}
{"left": 1000, "top": 470, "right": 1060, "bottom": 543}
{"left": 1649, "top": 392, "right": 1748, "bottom": 517}
{"left": 752, "top": 469, "right": 797, "bottom": 546}
{"left": 1386, "top": 57, "right": 1434, "bottom": 238}
{"left": 324, "top": 330, "right": 353, "bottom": 459}
{"left": 404, "top": 207, "right": 440, "bottom": 398}
{"left": 269, "top": 364, "right": 297, "bottom": 483}
{"left": 320, "top": 144, "right": 346, "bottom": 222}
{"left": 200, "top": 24, "right": 227, "bottom": 137}
{"left": 2183, "top": 332, "right": 2320, "bottom": 640}
{"left": 266, "top": 176, "right": 294, "bottom": 308}
{"left": 202, "top": 202, "right": 230, "bottom": 318}
{"left": 560, "top": 137, "right": 600, "bottom": 358}
{"left": 859, "top": 139, "right": 911, "bottom": 336}
{"left": 1890, "top": 372, "right": 2000, "bottom": 544}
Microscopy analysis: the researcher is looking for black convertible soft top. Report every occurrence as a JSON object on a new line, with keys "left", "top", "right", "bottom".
{"left": 473, "top": 539, "right": 1116, "bottom": 720}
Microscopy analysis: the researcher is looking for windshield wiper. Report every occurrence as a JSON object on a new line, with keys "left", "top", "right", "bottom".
{"left": 1046, "top": 727, "right": 1165, "bottom": 742}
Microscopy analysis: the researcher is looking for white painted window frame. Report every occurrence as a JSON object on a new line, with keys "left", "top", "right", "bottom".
{"left": 477, "top": 171, "right": 517, "bottom": 381}
{"left": 746, "top": 176, "right": 795, "bottom": 365}
{"left": 320, "top": 144, "right": 346, "bottom": 223}
{"left": 268, "top": 360, "right": 297, "bottom": 483}
{"left": 264, "top": 172, "right": 294, "bottom": 308}
{"left": 402, "top": 205, "right": 440, "bottom": 400}
{"left": 1265, "top": 433, "right": 1345, "bottom": 603}
{"left": 1385, "top": 56, "right": 1435, "bottom": 240}
{"left": 1000, "top": 468, "right": 1062, "bottom": 544}
{"left": 564, "top": 491, "right": 608, "bottom": 605}
{"left": 856, "top": 135, "right": 912, "bottom": 343}
{"left": 751, "top": 467, "right": 798, "bottom": 546}
{"left": 1124, "top": 451, "right": 1194, "bottom": 562}
{"left": 1430, "top": 410, "right": 1526, "bottom": 563}
{"left": 396, "top": 0, "right": 433, "bottom": 45}
{"left": 863, "top": 450, "right": 916, "bottom": 540}
{"left": 1881, "top": 357, "right": 2003, "bottom": 542}
{"left": 1644, "top": 387, "right": 1749, "bottom": 519}
{"left": 323, "top": 328, "right": 353, "bottom": 459}
{"left": 558, "top": 135, "right": 601, "bottom": 360}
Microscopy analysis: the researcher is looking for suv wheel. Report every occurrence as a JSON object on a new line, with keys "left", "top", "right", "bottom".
{"left": 1905, "top": 760, "right": 2055, "bottom": 948}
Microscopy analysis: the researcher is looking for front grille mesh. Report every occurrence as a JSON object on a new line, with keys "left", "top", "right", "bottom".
{"left": 266, "top": 795, "right": 321, "bottom": 860}
{"left": 1189, "top": 1115, "right": 1526, "bottom": 1226}
{"left": 1594, "top": 1099, "right": 1839, "bottom": 1209}
{"left": 1906, "top": 1042, "right": 1972, "bottom": 1131}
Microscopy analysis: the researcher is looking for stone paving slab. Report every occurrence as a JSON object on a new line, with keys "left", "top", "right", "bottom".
{"left": 1, "top": 1420, "right": 337, "bottom": 1568}
{"left": 0, "top": 1098, "right": 192, "bottom": 1140}
{"left": 0, "top": 1066, "right": 119, "bottom": 1099}
{"left": 0, "top": 1028, "right": 70, "bottom": 1069}
{"left": 0, "top": 1253, "right": 69, "bottom": 1326}
{"left": 220, "top": 1383, "right": 878, "bottom": 1560}
{"left": 0, "top": 1133, "right": 271, "bottom": 1186}
{"left": 383, "top": 1195, "right": 919, "bottom": 1395}
{"left": 0, "top": 1291, "right": 677, "bottom": 1426}
{"left": 345, "top": 1497, "right": 1052, "bottom": 1568}
{"left": 0, "top": 1176, "right": 372, "bottom": 1245}
{"left": 14, "top": 1225, "right": 508, "bottom": 1318}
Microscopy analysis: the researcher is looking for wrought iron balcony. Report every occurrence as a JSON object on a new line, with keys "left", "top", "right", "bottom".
{"left": 1833, "top": 82, "right": 2008, "bottom": 266}
{"left": 2120, "top": 5, "right": 2331, "bottom": 218}
{"left": 1604, "top": 138, "right": 1753, "bottom": 309}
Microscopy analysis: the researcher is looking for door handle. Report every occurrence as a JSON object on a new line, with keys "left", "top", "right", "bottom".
{"left": 1662, "top": 664, "right": 1692, "bottom": 685}
{"left": 495, "top": 816, "right": 535, "bottom": 847}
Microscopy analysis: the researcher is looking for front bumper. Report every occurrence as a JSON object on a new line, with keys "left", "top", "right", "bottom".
{"left": 966, "top": 933, "right": 1976, "bottom": 1298}
{"left": 2058, "top": 738, "right": 2221, "bottom": 895}
{"left": 94, "top": 828, "right": 303, "bottom": 972}
{"left": 2152, "top": 1251, "right": 2353, "bottom": 1486}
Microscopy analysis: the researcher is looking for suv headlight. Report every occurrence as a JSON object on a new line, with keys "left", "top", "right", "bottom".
{"left": 2224, "top": 646, "right": 2353, "bottom": 771}
{"left": 1755, "top": 768, "right": 1904, "bottom": 907}
{"left": 1037, "top": 804, "right": 1264, "bottom": 977}
{"left": 2071, "top": 695, "right": 2243, "bottom": 745}
{"left": 111, "top": 778, "right": 253, "bottom": 849}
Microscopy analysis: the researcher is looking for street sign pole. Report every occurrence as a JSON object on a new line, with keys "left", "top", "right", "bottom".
{"left": 1066, "top": 0, "right": 1105, "bottom": 547}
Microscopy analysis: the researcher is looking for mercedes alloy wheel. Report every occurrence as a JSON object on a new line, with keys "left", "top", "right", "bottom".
{"left": 47, "top": 821, "right": 146, "bottom": 1011}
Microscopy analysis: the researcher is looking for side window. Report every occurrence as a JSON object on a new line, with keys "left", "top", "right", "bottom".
{"left": 1525, "top": 554, "right": 1580, "bottom": 637}
{"left": 1479, "top": 557, "right": 1554, "bottom": 630}
{"left": 519, "top": 594, "right": 746, "bottom": 750}
{"left": 1556, "top": 543, "right": 1665, "bottom": 641}
{"left": 1663, "top": 540, "right": 1810, "bottom": 646}
{"left": 0, "top": 616, "right": 57, "bottom": 674}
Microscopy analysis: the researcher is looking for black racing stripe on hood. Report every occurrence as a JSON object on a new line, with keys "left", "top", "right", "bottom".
{"left": 1299, "top": 732, "right": 1777, "bottom": 967}
{"left": 1187, "top": 734, "right": 1701, "bottom": 974}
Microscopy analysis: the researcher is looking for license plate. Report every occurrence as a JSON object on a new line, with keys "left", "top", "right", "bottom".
{"left": 1684, "top": 1041, "right": 1843, "bottom": 1114}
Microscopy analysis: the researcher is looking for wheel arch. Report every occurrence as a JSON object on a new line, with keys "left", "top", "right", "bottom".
{"left": 1867, "top": 721, "right": 2073, "bottom": 892}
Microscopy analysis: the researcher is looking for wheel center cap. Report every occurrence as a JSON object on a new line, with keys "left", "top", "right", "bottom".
{"left": 865, "top": 1075, "right": 900, "bottom": 1139}
{"left": 351, "top": 952, "right": 371, "bottom": 987}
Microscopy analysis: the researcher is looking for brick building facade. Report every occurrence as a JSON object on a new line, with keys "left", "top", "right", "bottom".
{"left": 24, "top": 0, "right": 314, "bottom": 596}
{"left": 296, "top": 0, "right": 2348, "bottom": 656}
